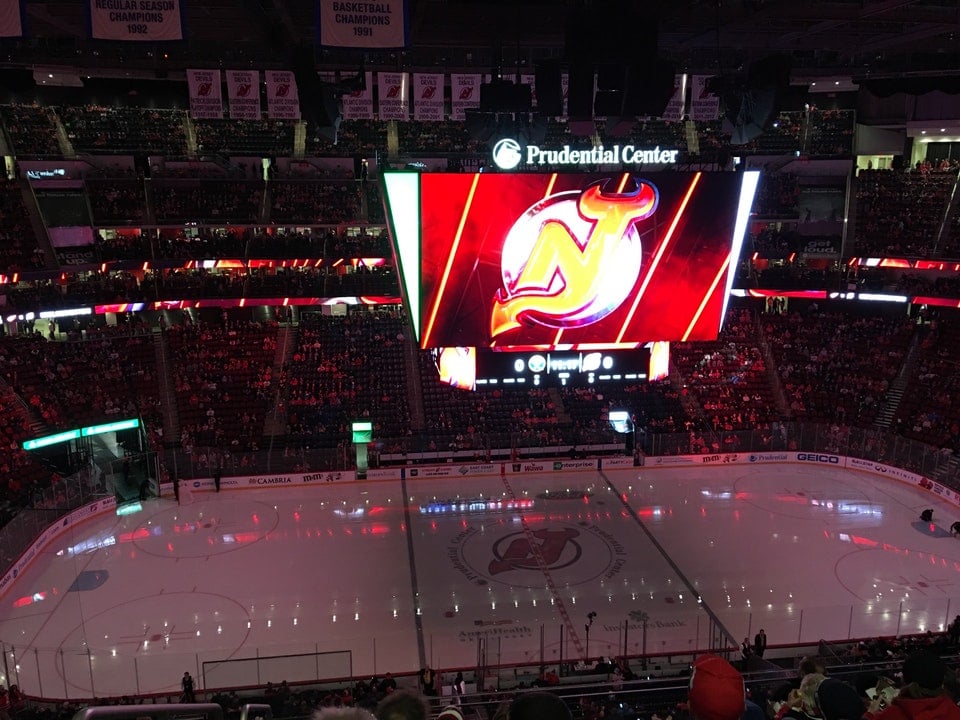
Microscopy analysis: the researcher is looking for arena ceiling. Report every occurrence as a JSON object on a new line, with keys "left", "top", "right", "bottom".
{"left": 5, "top": 0, "right": 960, "bottom": 79}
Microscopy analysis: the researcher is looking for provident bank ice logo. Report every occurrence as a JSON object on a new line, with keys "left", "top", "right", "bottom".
{"left": 490, "top": 178, "right": 658, "bottom": 339}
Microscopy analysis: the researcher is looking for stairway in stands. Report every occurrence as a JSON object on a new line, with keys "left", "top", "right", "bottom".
{"left": 874, "top": 324, "right": 926, "bottom": 429}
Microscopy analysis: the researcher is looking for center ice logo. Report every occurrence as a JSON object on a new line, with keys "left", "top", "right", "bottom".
{"left": 490, "top": 178, "right": 657, "bottom": 340}
{"left": 489, "top": 528, "right": 581, "bottom": 575}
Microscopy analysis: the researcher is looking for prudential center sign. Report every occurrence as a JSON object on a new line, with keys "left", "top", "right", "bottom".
{"left": 492, "top": 138, "right": 679, "bottom": 171}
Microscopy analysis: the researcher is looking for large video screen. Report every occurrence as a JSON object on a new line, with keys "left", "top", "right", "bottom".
{"left": 383, "top": 171, "right": 758, "bottom": 349}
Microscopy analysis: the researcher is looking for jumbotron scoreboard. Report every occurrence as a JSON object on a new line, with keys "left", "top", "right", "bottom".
{"left": 382, "top": 169, "right": 759, "bottom": 390}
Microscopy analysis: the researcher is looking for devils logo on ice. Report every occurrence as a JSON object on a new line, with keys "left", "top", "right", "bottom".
{"left": 490, "top": 177, "right": 658, "bottom": 340}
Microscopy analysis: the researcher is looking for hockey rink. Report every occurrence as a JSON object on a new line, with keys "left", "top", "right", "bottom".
{"left": 1, "top": 460, "right": 959, "bottom": 698}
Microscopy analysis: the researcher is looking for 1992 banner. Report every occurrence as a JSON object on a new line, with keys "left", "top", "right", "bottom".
{"left": 89, "top": 0, "right": 184, "bottom": 41}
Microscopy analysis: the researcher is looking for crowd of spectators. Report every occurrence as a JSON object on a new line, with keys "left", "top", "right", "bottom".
{"left": 753, "top": 173, "right": 800, "bottom": 217}
{"left": 0, "top": 179, "right": 47, "bottom": 273}
{"left": 270, "top": 180, "right": 362, "bottom": 224}
{"left": 764, "top": 309, "right": 914, "bottom": 425}
{"left": 153, "top": 180, "right": 265, "bottom": 223}
{"left": 86, "top": 178, "right": 147, "bottom": 225}
{"left": 854, "top": 168, "right": 958, "bottom": 258}
{"left": 59, "top": 105, "right": 188, "bottom": 155}
{"left": 807, "top": 108, "right": 855, "bottom": 157}
{"left": 168, "top": 318, "right": 278, "bottom": 454}
{"left": 283, "top": 310, "right": 410, "bottom": 454}
{"left": 195, "top": 118, "right": 296, "bottom": 156}
{"left": 0, "top": 104, "right": 61, "bottom": 156}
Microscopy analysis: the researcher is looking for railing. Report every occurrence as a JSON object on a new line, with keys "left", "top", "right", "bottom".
{"left": 0, "top": 463, "right": 105, "bottom": 574}
{"left": 5, "top": 421, "right": 960, "bottom": 700}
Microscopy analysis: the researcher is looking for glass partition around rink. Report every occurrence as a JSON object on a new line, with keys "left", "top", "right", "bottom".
{"left": 5, "top": 421, "right": 960, "bottom": 700}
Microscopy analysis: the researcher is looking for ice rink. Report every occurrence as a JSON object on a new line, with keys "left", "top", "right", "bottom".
{"left": 3, "top": 461, "right": 960, "bottom": 699}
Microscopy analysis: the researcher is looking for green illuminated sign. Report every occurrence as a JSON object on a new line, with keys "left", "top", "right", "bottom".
{"left": 81, "top": 418, "right": 140, "bottom": 437}
{"left": 23, "top": 429, "right": 81, "bottom": 450}
{"left": 352, "top": 420, "right": 373, "bottom": 444}
{"left": 23, "top": 418, "right": 140, "bottom": 450}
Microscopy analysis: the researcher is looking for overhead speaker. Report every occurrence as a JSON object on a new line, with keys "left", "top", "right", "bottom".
{"left": 568, "top": 62, "right": 594, "bottom": 121}
{"left": 535, "top": 61, "right": 563, "bottom": 116}
{"left": 717, "top": 55, "right": 792, "bottom": 145}
{"left": 480, "top": 81, "right": 532, "bottom": 113}
{"left": 293, "top": 45, "right": 343, "bottom": 145}
{"left": 622, "top": 59, "right": 676, "bottom": 118}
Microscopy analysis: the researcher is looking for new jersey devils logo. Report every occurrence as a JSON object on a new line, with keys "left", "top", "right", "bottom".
{"left": 421, "top": 86, "right": 437, "bottom": 99}
{"left": 197, "top": 82, "right": 212, "bottom": 96}
{"left": 490, "top": 178, "right": 658, "bottom": 339}
{"left": 459, "top": 87, "right": 474, "bottom": 100}
{"left": 386, "top": 85, "right": 402, "bottom": 98}
{"left": 276, "top": 84, "right": 290, "bottom": 97}
{"left": 236, "top": 83, "right": 251, "bottom": 97}
{"left": 489, "top": 528, "right": 581, "bottom": 575}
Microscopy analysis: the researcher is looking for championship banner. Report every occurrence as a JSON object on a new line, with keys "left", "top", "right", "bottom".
{"left": 226, "top": 70, "right": 262, "bottom": 120}
{"left": 342, "top": 71, "right": 374, "bottom": 120}
{"left": 520, "top": 73, "right": 536, "bottom": 108}
{"left": 412, "top": 73, "right": 444, "bottom": 121}
{"left": 318, "top": 0, "right": 409, "bottom": 49}
{"left": 377, "top": 71, "right": 409, "bottom": 121}
{"left": 690, "top": 75, "right": 720, "bottom": 122}
{"left": 0, "top": 0, "right": 22, "bottom": 37}
{"left": 450, "top": 73, "right": 482, "bottom": 121}
{"left": 187, "top": 69, "right": 223, "bottom": 120}
{"left": 89, "top": 0, "right": 184, "bottom": 41}
{"left": 265, "top": 70, "right": 301, "bottom": 120}
{"left": 661, "top": 74, "right": 686, "bottom": 123}
{"left": 561, "top": 73, "right": 569, "bottom": 118}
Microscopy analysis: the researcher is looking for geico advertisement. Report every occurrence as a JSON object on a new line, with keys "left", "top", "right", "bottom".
{"left": 388, "top": 171, "right": 758, "bottom": 348}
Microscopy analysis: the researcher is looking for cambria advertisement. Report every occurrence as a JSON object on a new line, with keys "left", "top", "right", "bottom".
{"left": 383, "top": 171, "right": 758, "bottom": 349}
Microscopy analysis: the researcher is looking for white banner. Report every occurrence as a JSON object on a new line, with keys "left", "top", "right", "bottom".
{"left": 318, "top": 0, "right": 408, "bottom": 49}
{"left": 342, "top": 71, "right": 374, "bottom": 120}
{"left": 0, "top": 0, "right": 21, "bottom": 37}
{"left": 661, "top": 74, "right": 686, "bottom": 123}
{"left": 187, "top": 69, "right": 223, "bottom": 120}
{"left": 377, "top": 71, "right": 409, "bottom": 121}
{"left": 226, "top": 70, "right": 262, "bottom": 120}
{"left": 450, "top": 73, "right": 482, "bottom": 121}
{"left": 690, "top": 75, "right": 720, "bottom": 122}
{"left": 89, "top": 0, "right": 183, "bottom": 41}
{"left": 561, "top": 73, "right": 569, "bottom": 118}
{"left": 520, "top": 73, "right": 536, "bottom": 108}
{"left": 413, "top": 72, "right": 444, "bottom": 121}
{"left": 265, "top": 70, "right": 301, "bottom": 120}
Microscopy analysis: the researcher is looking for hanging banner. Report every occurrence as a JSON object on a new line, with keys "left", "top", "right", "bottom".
{"left": 318, "top": 0, "right": 409, "bottom": 49}
{"left": 226, "top": 70, "right": 262, "bottom": 120}
{"left": 690, "top": 74, "right": 720, "bottom": 122}
{"left": 342, "top": 71, "right": 374, "bottom": 120}
{"left": 0, "top": 0, "right": 22, "bottom": 37}
{"left": 377, "top": 71, "right": 409, "bottom": 121}
{"left": 187, "top": 69, "right": 223, "bottom": 120}
{"left": 561, "top": 73, "right": 569, "bottom": 118}
{"left": 89, "top": 0, "right": 184, "bottom": 41}
{"left": 412, "top": 73, "right": 444, "bottom": 121}
{"left": 661, "top": 74, "right": 686, "bottom": 123}
{"left": 450, "top": 73, "right": 482, "bottom": 121}
{"left": 265, "top": 70, "right": 301, "bottom": 120}
{"left": 520, "top": 73, "right": 536, "bottom": 108}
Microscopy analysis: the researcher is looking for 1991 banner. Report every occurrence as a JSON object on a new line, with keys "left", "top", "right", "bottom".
{"left": 318, "top": 0, "right": 409, "bottom": 49}
{"left": 89, "top": 0, "right": 184, "bottom": 41}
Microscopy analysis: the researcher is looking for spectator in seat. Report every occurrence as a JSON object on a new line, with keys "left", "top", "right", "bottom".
{"left": 688, "top": 654, "right": 765, "bottom": 720}
{"left": 375, "top": 689, "right": 430, "bottom": 720}
{"left": 868, "top": 650, "right": 960, "bottom": 720}
{"left": 508, "top": 692, "right": 572, "bottom": 720}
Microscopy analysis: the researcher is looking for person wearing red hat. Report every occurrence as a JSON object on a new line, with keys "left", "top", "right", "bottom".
{"left": 689, "top": 655, "right": 765, "bottom": 720}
